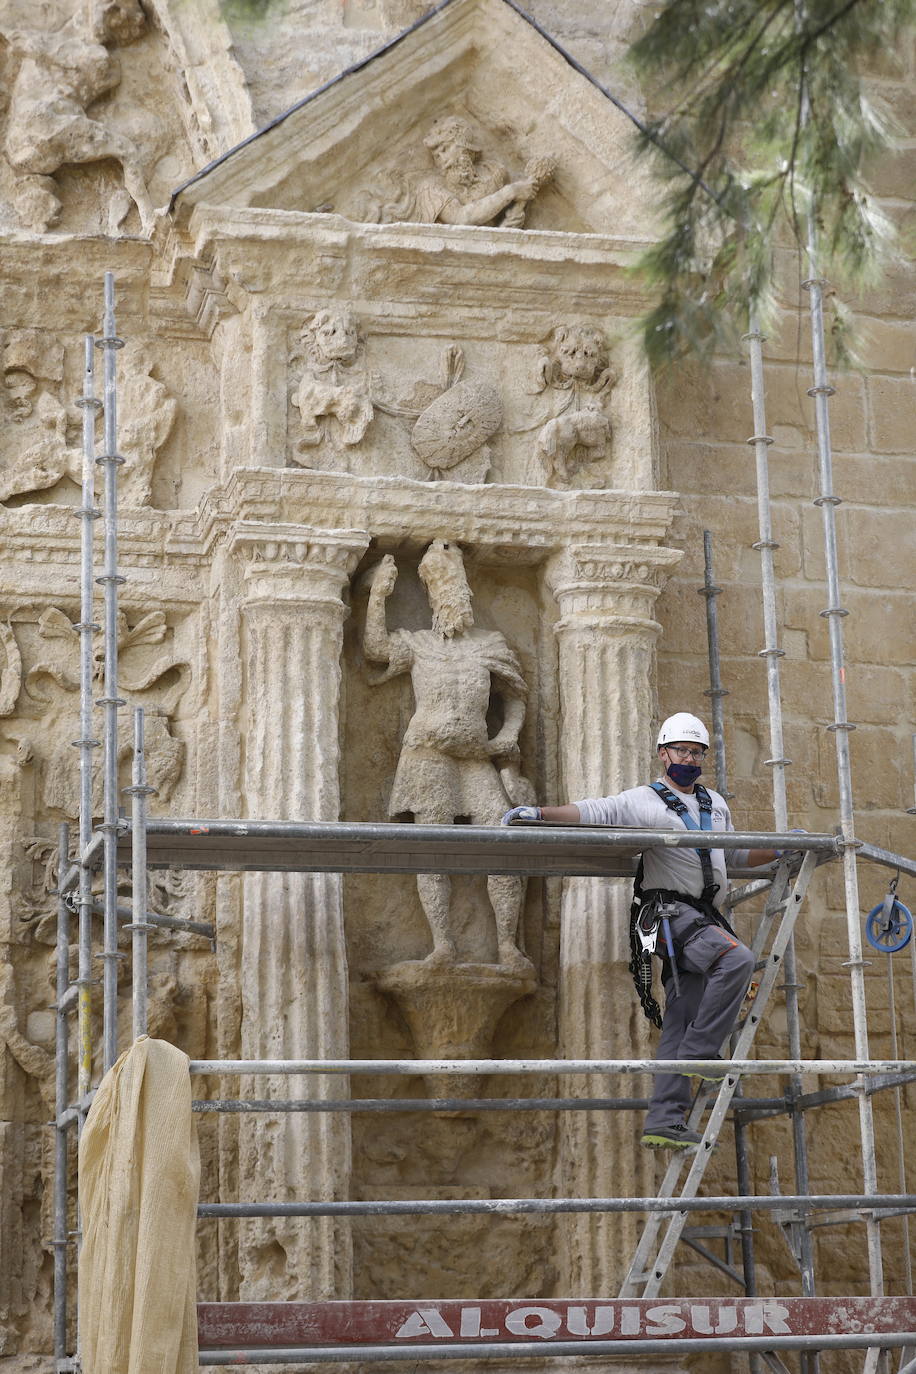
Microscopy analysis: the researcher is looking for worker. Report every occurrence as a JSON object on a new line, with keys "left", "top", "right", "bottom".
{"left": 501, "top": 712, "right": 779, "bottom": 1150}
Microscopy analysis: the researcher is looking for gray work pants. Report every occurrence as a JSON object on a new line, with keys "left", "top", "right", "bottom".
{"left": 644, "top": 904, "right": 755, "bottom": 1132}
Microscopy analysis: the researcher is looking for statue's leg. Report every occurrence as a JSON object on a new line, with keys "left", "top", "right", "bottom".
{"left": 475, "top": 779, "right": 532, "bottom": 971}
{"left": 118, "top": 155, "right": 156, "bottom": 232}
{"left": 64, "top": 121, "right": 156, "bottom": 232}
{"left": 487, "top": 874, "right": 531, "bottom": 971}
{"left": 415, "top": 873, "right": 458, "bottom": 964}
{"left": 108, "top": 186, "right": 133, "bottom": 235}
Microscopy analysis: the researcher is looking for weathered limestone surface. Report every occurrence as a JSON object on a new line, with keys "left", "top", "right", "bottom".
{"left": 546, "top": 544, "right": 678, "bottom": 1290}
{"left": 0, "top": 1, "right": 912, "bottom": 1368}
{"left": 232, "top": 526, "right": 366, "bottom": 1303}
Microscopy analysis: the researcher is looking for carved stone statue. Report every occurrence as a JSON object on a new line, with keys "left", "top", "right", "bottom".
{"left": 363, "top": 541, "right": 533, "bottom": 969}
{"left": 0, "top": 355, "right": 79, "bottom": 503}
{"left": 534, "top": 324, "right": 616, "bottom": 486}
{"left": 3, "top": 0, "right": 156, "bottom": 234}
{"left": 118, "top": 341, "right": 178, "bottom": 507}
{"left": 358, "top": 115, "right": 555, "bottom": 229}
{"left": 290, "top": 307, "right": 374, "bottom": 459}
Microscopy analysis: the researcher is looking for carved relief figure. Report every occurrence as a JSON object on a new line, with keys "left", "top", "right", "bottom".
{"left": 0, "top": 340, "right": 79, "bottom": 503}
{"left": 118, "top": 341, "right": 178, "bottom": 507}
{"left": 375, "top": 344, "right": 502, "bottom": 482}
{"left": 364, "top": 541, "right": 533, "bottom": 969}
{"left": 290, "top": 307, "right": 374, "bottom": 459}
{"left": 358, "top": 115, "right": 554, "bottom": 229}
{"left": 534, "top": 324, "right": 616, "bottom": 486}
{"left": 25, "top": 606, "right": 190, "bottom": 818}
{"left": 2, "top": 0, "right": 156, "bottom": 234}
{"left": 0, "top": 621, "right": 23, "bottom": 718}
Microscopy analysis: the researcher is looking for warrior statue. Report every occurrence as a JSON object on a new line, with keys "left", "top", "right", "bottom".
{"left": 364, "top": 541, "right": 532, "bottom": 969}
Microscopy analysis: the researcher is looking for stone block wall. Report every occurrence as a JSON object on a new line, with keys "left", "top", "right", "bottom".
{"left": 653, "top": 36, "right": 916, "bottom": 1338}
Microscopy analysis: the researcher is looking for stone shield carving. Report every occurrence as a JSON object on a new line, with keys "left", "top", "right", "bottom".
{"left": 411, "top": 379, "right": 503, "bottom": 473}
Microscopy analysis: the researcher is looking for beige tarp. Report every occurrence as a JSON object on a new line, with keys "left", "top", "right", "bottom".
{"left": 78, "top": 1035, "right": 200, "bottom": 1373}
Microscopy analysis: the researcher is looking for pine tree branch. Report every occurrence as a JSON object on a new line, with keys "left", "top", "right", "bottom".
{"left": 802, "top": 0, "right": 869, "bottom": 51}
{"left": 628, "top": 0, "right": 913, "bottom": 365}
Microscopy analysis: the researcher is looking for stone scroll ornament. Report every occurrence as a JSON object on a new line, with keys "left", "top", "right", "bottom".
{"left": 355, "top": 114, "right": 555, "bottom": 229}
{"left": 2, "top": 0, "right": 158, "bottom": 234}
{"left": 362, "top": 541, "right": 535, "bottom": 971}
{"left": 530, "top": 324, "right": 617, "bottom": 487}
{"left": 289, "top": 307, "right": 374, "bottom": 462}
{"left": 374, "top": 344, "right": 502, "bottom": 482}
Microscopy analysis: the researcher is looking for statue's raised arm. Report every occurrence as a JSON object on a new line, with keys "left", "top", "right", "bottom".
{"left": 363, "top": 554, "right": 400, "bottom": 667}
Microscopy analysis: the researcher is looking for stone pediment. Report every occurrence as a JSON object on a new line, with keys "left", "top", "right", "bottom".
{"left": 171, "top": 0, "right": 657, "bottom": 242}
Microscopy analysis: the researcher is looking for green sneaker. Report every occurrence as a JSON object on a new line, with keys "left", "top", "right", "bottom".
{"left": 640, "top": 1123, "right": 703, "bottom": 1150}
{"left": 678, "top": 1055, "right": 726, "bottom": 1083}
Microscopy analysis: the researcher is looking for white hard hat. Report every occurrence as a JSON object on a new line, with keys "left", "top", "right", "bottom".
{"left": 657, "top": 713, "right": 710, "bottom": 749}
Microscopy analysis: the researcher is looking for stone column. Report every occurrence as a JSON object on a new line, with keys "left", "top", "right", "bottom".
{"left": 229, "top": 523, "right": 367, "bottom": 1303}
{"left": 545, "top": 542, "right": 681, "bottom": 1295}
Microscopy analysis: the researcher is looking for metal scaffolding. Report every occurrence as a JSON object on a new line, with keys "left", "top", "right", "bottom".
{"left": 50, "top": 275, "right": 915, "bottom": 1370}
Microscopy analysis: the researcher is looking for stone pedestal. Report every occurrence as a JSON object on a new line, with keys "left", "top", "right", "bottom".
{"left": 231, "top": 524, "right": 367, "bottom": 1302}
{"left": 377, "top": 959, "right": 537, "bottom": 1100}
{"left": 546, "top": 544, "right": 680, "bottom": 1295}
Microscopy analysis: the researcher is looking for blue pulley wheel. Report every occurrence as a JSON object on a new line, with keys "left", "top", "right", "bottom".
{"left": 865, "top": 895, "right": 913, "bottom": 953}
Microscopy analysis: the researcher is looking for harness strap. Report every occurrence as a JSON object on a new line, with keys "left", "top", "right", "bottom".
{"left": 641, "top": 886, "right": 737, "bottom": 942}
{"left": 628, "top": 783, "right": 740, "bottom": 1024}
{"left": 649, "top": 780, "right": 719, "bottom": 905}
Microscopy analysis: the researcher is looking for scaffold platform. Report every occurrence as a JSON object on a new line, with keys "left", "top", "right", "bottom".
{"left": 111, "top": 817, "right": 842, "bottom": 878}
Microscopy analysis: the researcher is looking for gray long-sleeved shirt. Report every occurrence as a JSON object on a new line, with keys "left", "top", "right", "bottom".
{"left": 573, "top": 780, "right": 751, "bottom": 908}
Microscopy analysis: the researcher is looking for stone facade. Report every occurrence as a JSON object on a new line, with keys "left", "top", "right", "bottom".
{"left": 0, "top": 0, "right": 912, "bottom": 1369}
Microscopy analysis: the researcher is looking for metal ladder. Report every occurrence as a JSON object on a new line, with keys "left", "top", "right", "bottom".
{"left": 619, "top": 851, "right": 819, "bottom": 1298}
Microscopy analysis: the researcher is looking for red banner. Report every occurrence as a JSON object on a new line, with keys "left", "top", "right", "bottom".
{"left": 198, "top": 1298, "right": 916, "bottom": 1348}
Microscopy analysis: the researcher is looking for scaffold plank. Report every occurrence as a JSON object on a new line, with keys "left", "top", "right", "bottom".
{"left": 112, "top": 819, "right": 839, "bottom": 878}
{"left": 196, "top": 1297, "right": 916, "bottom": 1348}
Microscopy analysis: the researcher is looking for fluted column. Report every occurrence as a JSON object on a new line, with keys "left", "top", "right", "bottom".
{"left": 545, "top": 542, "right": 681, "bottom": 1294}
{"left": 230, "top": 523, "right": 367, "bottom": 1303}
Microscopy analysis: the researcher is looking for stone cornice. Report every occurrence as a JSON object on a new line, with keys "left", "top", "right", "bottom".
{"left": 173, "top": 206, "right": 655, "bottom": 322}
{"left": 0, "top": 473, "right": 681, "bottom": 605}
{"left": 168, "top": 468, "right": 681, "bottom": 562}
{"left": 0, "top": 505, "right": 205, "bottom": 608}
{"left": 0, "top": 237, "right": 153, "bottom": 332}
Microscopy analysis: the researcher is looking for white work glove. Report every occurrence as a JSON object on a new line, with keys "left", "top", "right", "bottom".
{"left": 501, "top": 805, "right": 542, "bottom": 826}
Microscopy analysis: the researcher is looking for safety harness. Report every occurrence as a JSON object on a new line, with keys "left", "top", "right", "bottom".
{"left": 627, "top": 781, "right": 736, "bottom": 1027}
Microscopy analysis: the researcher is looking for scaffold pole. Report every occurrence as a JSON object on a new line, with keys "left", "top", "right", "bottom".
{"left": 804, "top": 221, "right": 885, "bottom": 1306}
{"left": 75, "top": 333, "right": 100, "bottom": 1102}
{"left": 96, "top": 271, "right": 126, "bottom": 1074}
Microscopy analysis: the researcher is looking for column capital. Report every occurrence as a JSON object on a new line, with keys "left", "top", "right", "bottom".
{"left": 228, "top": 522, "right": 369, "bottom": 606}
{"left": 545, "top": 542, "right": 682, "bottom": 636}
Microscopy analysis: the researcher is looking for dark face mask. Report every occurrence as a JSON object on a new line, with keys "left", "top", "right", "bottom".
{"left": 666, "top": 761, "right": 702, "bottom": 787}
